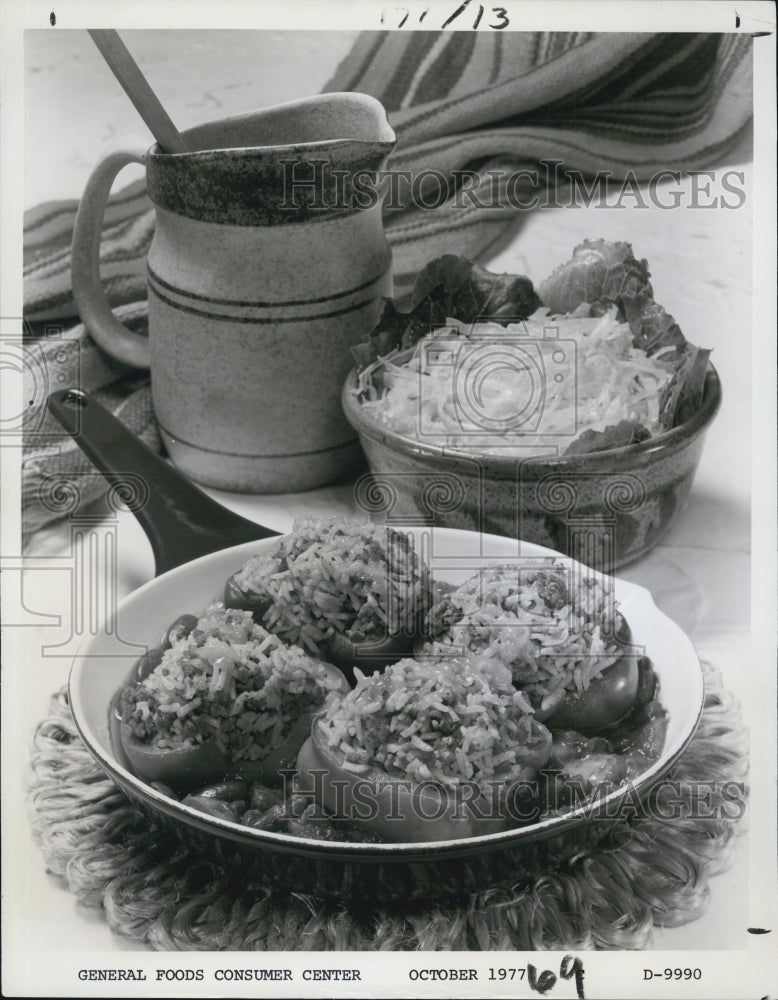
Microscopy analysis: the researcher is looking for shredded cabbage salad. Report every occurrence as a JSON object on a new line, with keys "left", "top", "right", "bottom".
{"left": 356, "top": 307, "right": 675, "bottom": 456}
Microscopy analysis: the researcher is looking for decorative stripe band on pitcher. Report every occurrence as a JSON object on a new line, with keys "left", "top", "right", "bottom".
{"left": 147, "top": 268, "right": 386, "bottom": 326}
{"left": 147, "top": 264, "right": 388, "bottom": 309}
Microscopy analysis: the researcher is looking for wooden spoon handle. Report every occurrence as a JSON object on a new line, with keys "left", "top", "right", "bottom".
{"left": 88, "top": 29, "right": 189, "bottom": 154}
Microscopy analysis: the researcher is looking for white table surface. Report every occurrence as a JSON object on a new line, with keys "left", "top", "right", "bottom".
{"left": 5, "top": 26, "right": 775, "bottom": 984}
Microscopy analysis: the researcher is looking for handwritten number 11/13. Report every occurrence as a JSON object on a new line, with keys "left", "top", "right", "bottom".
{"left": 382, "top": 2, "right": 510, "bottom": 29}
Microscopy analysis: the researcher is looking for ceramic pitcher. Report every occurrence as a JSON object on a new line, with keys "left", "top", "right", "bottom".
{"left": 71, "top": 93, "right": 396, "bottom": 492}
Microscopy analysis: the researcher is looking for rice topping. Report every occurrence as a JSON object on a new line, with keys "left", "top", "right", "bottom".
{"left": 317, "top": 657, "right": 551, "bottom": 787}
{"left": 423, "top": 561, "right": 624, "bottom": 716}
{"left": 122, "top": 607, "right": 343, "bottom": 762}
{"left": 230, "top": 516, "right": 427, "bottom": 654}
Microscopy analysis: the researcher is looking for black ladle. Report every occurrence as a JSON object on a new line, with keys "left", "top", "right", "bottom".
{"left": 47, "top": 388, "right": 280, "bottom": 576}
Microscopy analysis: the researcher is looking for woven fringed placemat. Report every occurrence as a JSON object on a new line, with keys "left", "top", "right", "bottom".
{"left": 28, "top": 663, "right": 748, "bottom": 951}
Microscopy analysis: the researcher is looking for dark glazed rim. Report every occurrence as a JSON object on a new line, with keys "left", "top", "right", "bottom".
{"left": 143, "top": 93, "right": 397, "bottom": 225}
{"left": 342, "top": 363, "right": 722, "bottom": 476}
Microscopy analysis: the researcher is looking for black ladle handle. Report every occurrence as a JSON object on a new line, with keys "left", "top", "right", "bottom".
{"left": 47, "top": 389, "right": 280, "bottom": 576}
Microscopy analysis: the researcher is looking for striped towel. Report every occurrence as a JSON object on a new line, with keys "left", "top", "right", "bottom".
{"left": 22, "top": 31, "right": 752, "bottom": 534}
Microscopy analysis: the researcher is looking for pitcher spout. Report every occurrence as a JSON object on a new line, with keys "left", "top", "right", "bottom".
{"left": 160, "top": 91, "right": 395, "bottom": 156}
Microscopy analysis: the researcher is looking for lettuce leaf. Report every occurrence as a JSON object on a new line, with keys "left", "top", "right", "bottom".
{"left": 539, "top": 239, "right": 711, "bottom": 432}
{"left": 563, "top": 420, "right": 651, "bottom": 456}
{"left": 352, "top": 255, "right": 541, "bottom": 369}
{"left": 538, "top": 239, "right": 653, "bottom": 313}
{"left": 659, "top": 345, "right": 712, "bottom": 427}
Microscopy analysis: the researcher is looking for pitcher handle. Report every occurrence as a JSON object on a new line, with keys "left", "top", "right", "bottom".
{"left": 71, "top": 140, "right": 151, "bottom": 369}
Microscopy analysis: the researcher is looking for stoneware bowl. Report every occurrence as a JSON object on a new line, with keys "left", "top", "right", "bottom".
{"left": 342, "top": 364, "right": 721, "bottom": 570}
